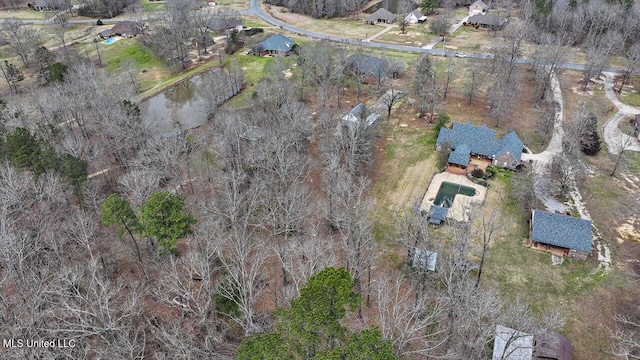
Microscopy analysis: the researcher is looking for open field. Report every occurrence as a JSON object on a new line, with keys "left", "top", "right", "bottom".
{"left": 214, "top": 0, "right": 251, "bottom": 11}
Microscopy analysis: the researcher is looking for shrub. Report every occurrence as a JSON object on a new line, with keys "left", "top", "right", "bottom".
{"left": 96, "top": 19, "right": 103, "bottom": 25}
{"left": 471, "top": 168, "right": 484, "bottom": 178}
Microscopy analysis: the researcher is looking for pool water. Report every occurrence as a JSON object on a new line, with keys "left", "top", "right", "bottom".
{"left": 104, "top": 37, "right": 118, "bottom": 44}
{"left": 434, "top": 181, "right": 476, "bottom": 208}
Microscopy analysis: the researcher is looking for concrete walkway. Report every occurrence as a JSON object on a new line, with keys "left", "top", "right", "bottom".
{"left": 601, "top": 72, "right": 640, "bottom": 154}
{"left": 422, "top": 11, "right": 477, "bottom": 50}
{"left": 363, "top": 23, "right": 396, "bottom": 42}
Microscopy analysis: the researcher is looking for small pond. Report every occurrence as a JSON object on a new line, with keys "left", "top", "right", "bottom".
{"left": 434, "top": 181, "right": 476, "bottom": 208}
{"left": 140, "top": 72, "right": 211, "bottom": 136}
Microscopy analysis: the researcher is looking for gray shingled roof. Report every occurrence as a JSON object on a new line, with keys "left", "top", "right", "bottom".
{"left": 531, "top": 210, "right": 592, "bottom": 253}
{"left": 111, "top": 21, "right": 141, "bottom": 36}
{"left": 436, "top": 121, "right": 523, "bottom": 163}
{"left": 347, "top": 54, "right": 387, "bottom": 78}
{"left": 367, "top": 8, "right": 396, "bottom": 22}
{"left": 344, "top": 103, "right": 380, "bottom": 126}
{"left": 428, "top": 205, "right": 448, "bottom": 224}
{"left": 470, "top": 0, "right": 490, "bottom": 10}
{"left": 448, "top": 143, "right": 471, "bottom": 166}
{"left": 257, "top": 33, "right": 296, "bottom": 53}
{"left": 206, "top": 15, "right": 242, "bottom": 32}
{"left": 468, "top": 13, "right": 507, "bottom": 27}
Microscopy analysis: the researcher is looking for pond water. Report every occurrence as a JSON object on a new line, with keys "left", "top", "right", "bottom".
{"left": 364, "top": 0, "right": 418, "bottom": 14}
{"left": 434, "top": 181, "right": 476, "bottom": 208}
{"left": 140, "top": 72, "right": 210, "bottom": 136}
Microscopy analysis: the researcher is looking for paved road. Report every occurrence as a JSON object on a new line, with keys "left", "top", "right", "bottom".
{"left": 602, "top": 72, "right": 640, "bottom": 154}
{"left": 0, "top": 0, "right": 626, "bottom": 74}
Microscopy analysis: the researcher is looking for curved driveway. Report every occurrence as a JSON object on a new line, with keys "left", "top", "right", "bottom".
{"left": 602, "top": 72, "right": 640, "bottom": 154}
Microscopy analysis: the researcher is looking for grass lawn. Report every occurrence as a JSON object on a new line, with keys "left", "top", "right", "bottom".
{"left": 215, "top": 0, "right": 250, "bottom": 11}
{"left": 141, "top": 0, "right": 165, "bottom": 12}
{"left": 222, "top": 53, "right": 274, "bottom": 108}
{"left": 0, "top": 8, "right": 54, "bottom": 20}
{"left": 619, "top": 92, "right": 640, "bottom": 107}
{"left": 101, "top": 38, "right": 168, "bottom": 92}
{"left": 242, "top": 15, "right": 275, "bottom": 28}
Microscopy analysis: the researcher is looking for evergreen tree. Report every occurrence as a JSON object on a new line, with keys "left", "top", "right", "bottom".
{"left": 139, "top": 192, "right": 196, "bottom": 255}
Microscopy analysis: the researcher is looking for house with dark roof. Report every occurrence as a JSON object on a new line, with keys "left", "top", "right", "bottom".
{"left": 98, "top": 29, "right": 113, "bottom": 39}
{"left": 111, "top": 21, "right": 144, "bottom": 38}
{"left": 405, "top": 9, "right": 427, "bottom": 24}
{"left": 346, "top": 54, "right": 388, "bottom": 84}
{"left": 469, "top": 0, "right": 490, "bottom": 13}
{"left": 366, "top": 8, "right": 396, "bottom": 24}
{"left": 492, "top": 325, "right": 534, "bottom": 360}
{"left": 206, "top": 14, "right": 243, "bottom": 33}
{"left": 253, "top": 33, "right": 296, "bottom": 56}
{"left": 534, "top": 330, "right": 573, "bottom": 360}
{"left": 466, "top": 13, "right": 507, "bottom": 30}
{"left": 436, "top": 121, "right": 524, "bottom": 170}
{"left": 428, "top": 205, "right": 448, "bottom": 225}
{"left": 529, "top": 210, "right": 592, "bottom": 261}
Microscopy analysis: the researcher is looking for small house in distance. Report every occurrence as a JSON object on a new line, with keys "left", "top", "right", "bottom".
{"left": 527, "top": 210, "right": 592, "bottom": 261}
{"left": 366, "top": 8, "right": 396, "bottom": 24}
{"left": 469, "top": 0, "right": 490, "bottom": 13}
{"left": 534, "top": 330, "right": 573, "bottom": 360}
{"left": 436, "top": 121, "right": 524, "bottom": 171}
{"left": 492, "top": 325, "right": 534, "bottom": 360}
{"left": 405, "top": 9, "right": 427, "bottom": 24}
{"left": 98, "top": 29, "right": 113, "bottom": 39}
{"left": 253, "top": 33, "right": 297, "bottom": 56}
{"left": 466, "top": 13, "right": 508, "bottom": 30}
{"left": 206, "top": 14, "right": 243, "bottom": 33}
{"left": 345, "top": 54, "right": 388, "bottom": 84}
{"left": 111, "top": 21, "right": 144, "bottom": 38}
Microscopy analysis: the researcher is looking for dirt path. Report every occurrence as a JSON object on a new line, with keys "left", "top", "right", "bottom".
{"left": 601, "top": 72, "right": 640, "bottom": 154}
{"left": 385, "top": 154, "right": 437, "bottom": 208}
{"left": 522, "top": 71, "right": 611, "bottom": 270}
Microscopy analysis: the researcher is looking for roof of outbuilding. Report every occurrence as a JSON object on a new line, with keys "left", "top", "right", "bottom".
{"left": 413, "top": 248, "right": 437, "bottom": 271}
{"left": 534, "top": 330, "right": 573, "bottom": 360}
{"left": 428, "top": 205, "right": 448, "bottom": 223}
{"left": 344, "top": 103, "right": 380, "bottom": 126}
{"left": 257, "top": 33, "right": 296, "bottom": 53}
{"left": 367, "top": 8, "right": 396, "bottom": 22}
{"left": 492, "top": 325, "right": 534, "bottom": 360}
{"left": 531, "top": 210, "right": 592, "bottom": 253}
{"left": 436, "top": 121, "right": 524, "bottom": 163}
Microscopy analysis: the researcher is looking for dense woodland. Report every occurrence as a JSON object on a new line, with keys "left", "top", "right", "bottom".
{"left": 0, "top": 0, "right": 638, "bottom": 358}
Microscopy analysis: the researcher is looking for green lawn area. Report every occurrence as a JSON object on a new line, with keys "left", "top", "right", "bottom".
{"left": 619, "top": 92, "right": 640, "bottom": 107}
{"left": 222, "top": 53, "right": 274, "bottom": 108}
{"left": 242, "top": 15, "right": 274, "bottom": 29}
{"left": 141, "top": 0, "right": 165, "bottom": 12}
{"left": 101, "top": 38, "right": 168, "bottom": 92}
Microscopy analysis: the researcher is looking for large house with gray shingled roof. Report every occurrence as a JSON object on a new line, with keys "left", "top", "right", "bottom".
{"left": 253, "top": 33, "right": 297, "bottom": 56}
{"left": 529, "top": 210, "right": 592, "bottom": 261}
{"left": 436, "top": 121, "right": 524, "bottom": 170}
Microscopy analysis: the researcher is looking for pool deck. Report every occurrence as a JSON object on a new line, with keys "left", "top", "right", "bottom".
{"left": 420, "top": 172, "right": 487, "bottom": 222}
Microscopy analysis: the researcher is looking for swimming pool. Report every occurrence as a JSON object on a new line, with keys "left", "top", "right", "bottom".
{"left": 104, "top": 37, "right": 118, "bottom": 44}
{"left": 434, "top": 181, "right": 476, "bottom": 208}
